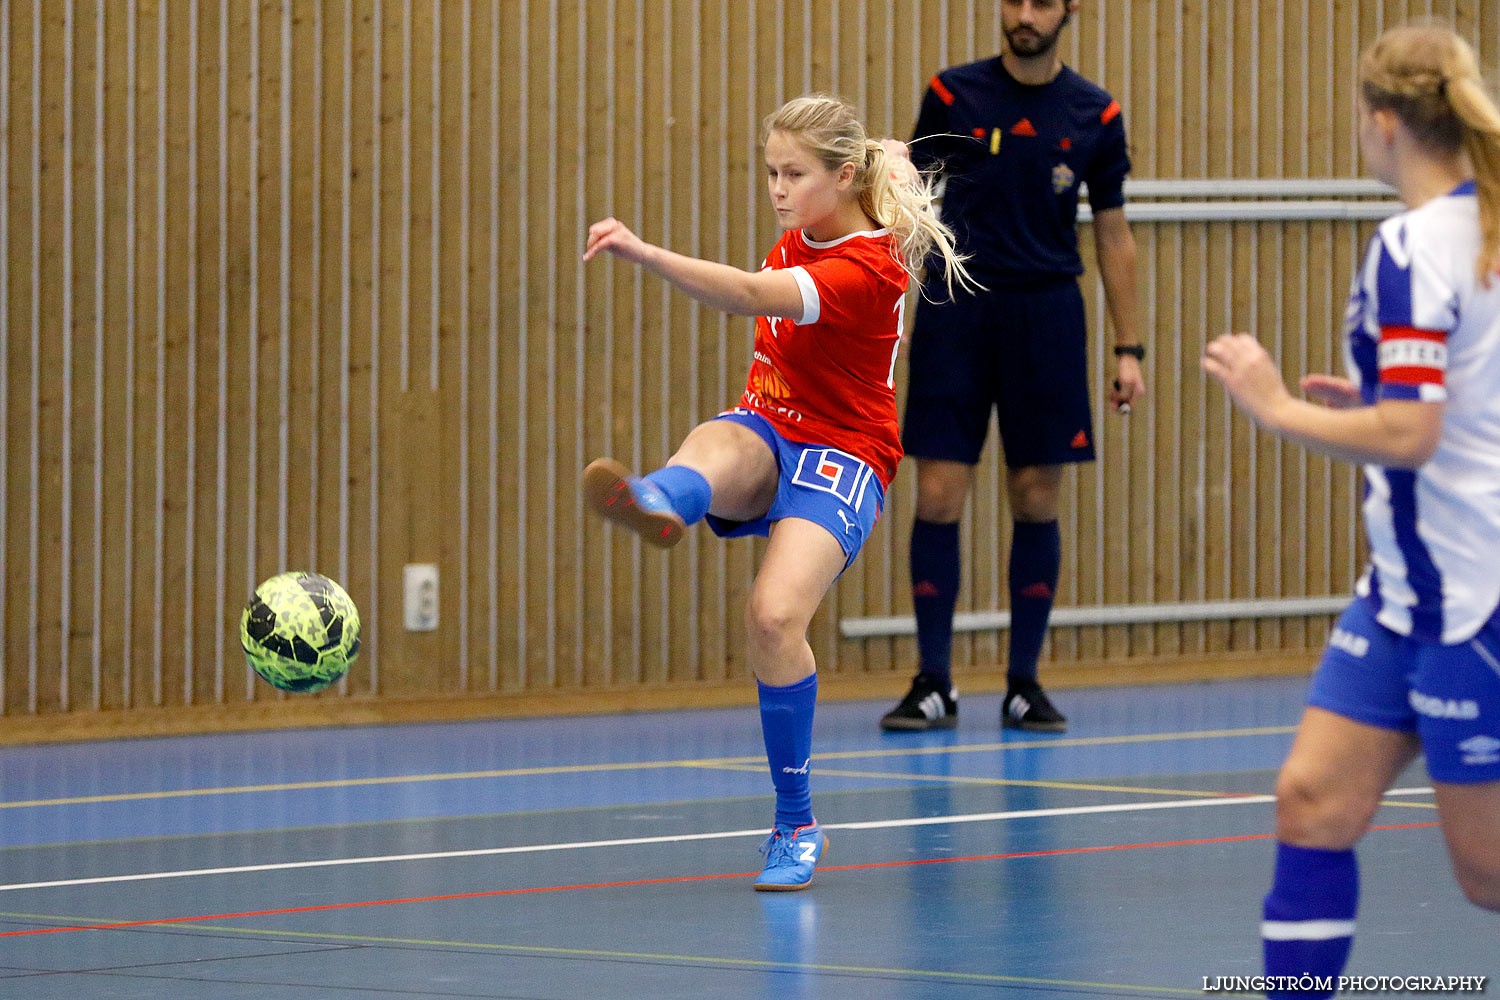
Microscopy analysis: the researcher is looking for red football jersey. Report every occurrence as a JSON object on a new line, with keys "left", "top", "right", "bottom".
{"left": 740, "top": 227, "right": 909, "bottom": 488}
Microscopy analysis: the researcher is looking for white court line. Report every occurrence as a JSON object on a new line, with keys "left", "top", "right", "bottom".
{"left": 0, "top": 787, "right": 1436, "bottom": 894}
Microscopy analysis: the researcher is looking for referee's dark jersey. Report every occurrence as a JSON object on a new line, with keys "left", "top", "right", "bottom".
{"left": 909, "top": 57, "right": 1130, "bottom": 286}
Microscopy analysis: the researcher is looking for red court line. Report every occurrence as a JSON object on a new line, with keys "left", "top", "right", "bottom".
{"left": 0, "top": 822, "right": 1438, "bottom": 939}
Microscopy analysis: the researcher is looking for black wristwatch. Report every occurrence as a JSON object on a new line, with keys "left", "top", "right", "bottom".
{"left": 1113, "top": 344, "right": 1145, "bottom": 360}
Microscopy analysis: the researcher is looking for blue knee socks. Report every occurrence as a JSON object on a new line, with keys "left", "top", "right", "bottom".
{"left": 757, "top": 674, "right": 817, "bottom": 829}
{"left": 1262, "top": 843, "right": 1358, "bottom": 999}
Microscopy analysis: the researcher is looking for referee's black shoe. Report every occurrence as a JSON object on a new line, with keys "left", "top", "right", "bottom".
{"left": 1002, "top": 684, "right": 1067, "bottom": 733}
{"left": 880, "top": 673, "right": 958, "bottom": 731}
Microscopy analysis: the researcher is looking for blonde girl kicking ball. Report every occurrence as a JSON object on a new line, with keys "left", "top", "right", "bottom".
{"left": 582, "top": 95, "right": 971, "bottom": 890}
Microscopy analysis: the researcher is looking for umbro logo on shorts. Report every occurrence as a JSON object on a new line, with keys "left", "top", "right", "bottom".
{"left": 1458, "top": 734, "right": 1500, "bottom": 766}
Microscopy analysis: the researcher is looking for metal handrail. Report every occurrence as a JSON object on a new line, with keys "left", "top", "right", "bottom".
{"left": 1081, "top": 200, "right": 1401, "bottom": 223}
{"left": 839, "top": 595, "right": 1349, "bottom": 640}
{"left": 1122, "top": 178, "right": 1393, "bottom": 199}
{"left": 1068, "top": 177, "right": 1401, "bottom": 223}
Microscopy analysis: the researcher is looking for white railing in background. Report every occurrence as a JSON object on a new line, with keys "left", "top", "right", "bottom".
{"left": 841, "top": 178, "right": 1389, "bottom": 646}
{"left": 841, "top": 597, "right": 1352, "bottom": 641}
{"left": 1077, "top": 178, "right": 1402, "bottom": 222}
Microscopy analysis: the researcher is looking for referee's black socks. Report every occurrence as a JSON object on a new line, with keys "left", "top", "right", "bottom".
{"left": 1007, "top": 519, "right": 1060, "bottom": 689}
{"left": 910, "top": 518, "right": 961, "bottom": 685}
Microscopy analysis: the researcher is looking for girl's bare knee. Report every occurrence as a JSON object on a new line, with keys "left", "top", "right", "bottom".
{"left": 1273, "top": 768, "right": 1376, "bottom": 849}
{"left": 1454, "top": 869, "right": 1500, "bottom": 912}
{"left": 744, "top": 596, "right": 798, "bottom": 656}
{"left": 1448, "top": 845, "right": 1500, "bottom": 911}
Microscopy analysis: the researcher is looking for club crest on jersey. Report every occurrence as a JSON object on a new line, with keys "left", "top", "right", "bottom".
{"left": 749, "top": 365, "right": 794, "bottom": 402}
{"left": 1052, "top": 162, "right": 1075, "bottom": 194}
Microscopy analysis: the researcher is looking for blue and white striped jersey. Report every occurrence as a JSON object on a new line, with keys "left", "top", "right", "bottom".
{"left": 1344, "top": 181, "right": 1500, "bottom": 643}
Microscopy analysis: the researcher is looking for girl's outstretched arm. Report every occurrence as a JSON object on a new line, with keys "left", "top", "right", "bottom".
{"left": 1204, "top": 332, "right": 1443, "bottom": 469}
{"left": 584, "top": 217, "right": 805, "bottom": 320}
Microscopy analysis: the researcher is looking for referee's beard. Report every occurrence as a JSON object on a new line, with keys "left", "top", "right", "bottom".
{"left": 1004, "top": 12, "right": 1069, "bottom": 59}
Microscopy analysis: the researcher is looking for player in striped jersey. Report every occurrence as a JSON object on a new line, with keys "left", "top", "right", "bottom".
{"left": 1204, "top": 24, "right": 1500, "bottom": 994}
{"left": 582, "top": 95, "right": 973, "bottom": 890}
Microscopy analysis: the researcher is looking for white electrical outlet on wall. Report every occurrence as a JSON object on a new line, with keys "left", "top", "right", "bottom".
{"left": 403, "top": 563, "right": 439, "bottom": 631}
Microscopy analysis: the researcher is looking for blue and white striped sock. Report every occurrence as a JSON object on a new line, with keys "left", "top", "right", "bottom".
{"left": 1262, "top": 843, "right": 1358, "bottom": 999}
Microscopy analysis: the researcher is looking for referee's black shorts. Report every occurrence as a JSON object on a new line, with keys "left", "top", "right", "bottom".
{"left": 901, "top": 276, "right": 1096, "bottom": 469}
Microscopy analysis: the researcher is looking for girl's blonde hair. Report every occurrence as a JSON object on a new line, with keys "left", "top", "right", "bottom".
{"left": 1361, "top": 24, "right": 1500, "bottom": 281}
{"left": 762, "top": 94, "right": 977, "bottom": 298}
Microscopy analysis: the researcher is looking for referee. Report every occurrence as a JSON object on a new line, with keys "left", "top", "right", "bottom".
{"left": 881, "top": 0, "right": 1144, "bottom": 734}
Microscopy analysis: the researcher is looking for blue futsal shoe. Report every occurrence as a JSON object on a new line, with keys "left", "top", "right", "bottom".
{"left": 753, "top": 822, "right": 827, "bottom": 892}
{"left": 582, "top": 458, "right": 685, "bottom": 549}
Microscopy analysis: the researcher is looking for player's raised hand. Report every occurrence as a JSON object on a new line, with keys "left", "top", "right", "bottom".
{"left": 584, "top": 217, "right": 651, "bottom": 264}
{"left": 1202, "top": 332, "right": 1291, "bottom": 426}
{"left": 1300, "top": 373, "right": 1362, "bottom": 409}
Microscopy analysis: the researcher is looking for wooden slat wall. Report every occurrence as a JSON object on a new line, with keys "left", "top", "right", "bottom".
{"left": 2, "top": 0, "right": 1497, "bottom": 726}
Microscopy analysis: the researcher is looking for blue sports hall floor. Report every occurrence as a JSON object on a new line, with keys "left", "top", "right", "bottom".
{"left": 0, "top": 676, "right": 1492, "bottom": 999}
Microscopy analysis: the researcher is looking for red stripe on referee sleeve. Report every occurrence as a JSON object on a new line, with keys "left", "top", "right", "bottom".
{"left": 1380, "top": 325, "right": 1446, "bottom": 343}
{"left": 1101, "top": 100, "right": 1121, "bottom": 124}
{"left": 1380, "top": 366, "right": 1445, "bottom": 386}
{"left": 930, "top": 75, "right": 955, "bottom": 106}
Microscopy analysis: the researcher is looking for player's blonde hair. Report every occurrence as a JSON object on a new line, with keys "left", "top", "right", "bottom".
{"left": 762, "top": 94, "right": 978, "bottom": 298}
{"left": 1361, "top": 24, "right": 1500, "bottom": 281}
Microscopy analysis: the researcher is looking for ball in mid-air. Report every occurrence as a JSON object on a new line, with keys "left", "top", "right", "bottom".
{"left": 241, "top": 571, "right": 360, "bottom": 693}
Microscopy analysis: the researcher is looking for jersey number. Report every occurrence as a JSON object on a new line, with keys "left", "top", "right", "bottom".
{"left": 886, "top": 297, "right": 906, "bottom": 389}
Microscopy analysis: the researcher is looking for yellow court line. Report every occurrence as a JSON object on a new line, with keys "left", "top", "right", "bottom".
{"left": 1, "top": 723, "right": 1297, "bottom": 811}
{"left": 1377, "top": 799, "right": 1437, "bottom": 809}
{"left": 711, "top": 762, "right": 1252, "bottom": 798}
{"left": 0, "top": 790, "right": 780, "bottom": 854}
{"left": 807, "top": 768, "right": 1255, "bottom": 798}
{"left": 0, "top": 760, "right": 684, "bottom": 810}
{"left": 0, "top": 913, "right": 1204, "bottom": 996}
{"left": 811, "top": 725, "right": 1299, "bottom": 762}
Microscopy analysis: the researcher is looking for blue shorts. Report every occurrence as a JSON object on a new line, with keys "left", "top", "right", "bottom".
{"left": 1308, "top": 595, "right": 1500, "bottom": 784}
{"left": 902, "top": 276, "right": 1096, "bottom": 468}
{"left": 705, "top": 410, "right": 884, "bottom": 571}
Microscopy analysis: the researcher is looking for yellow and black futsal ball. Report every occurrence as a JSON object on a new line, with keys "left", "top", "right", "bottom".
{"left": 240, "top": 571, "right": 361, "bottom": 693}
